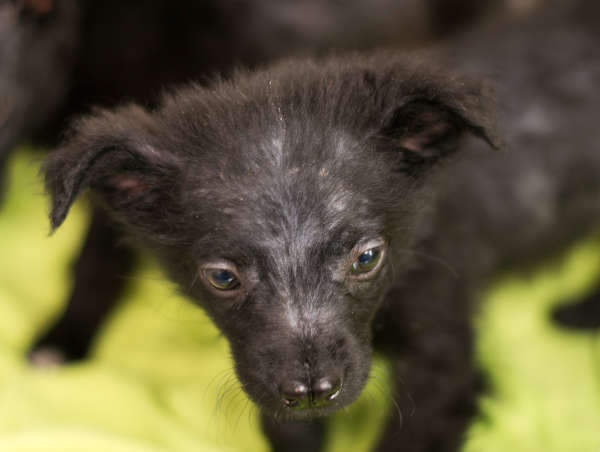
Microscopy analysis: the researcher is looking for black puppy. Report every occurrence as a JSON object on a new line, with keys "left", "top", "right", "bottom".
{"left": 5, "top": 0, "right": 489, "bottom": 363}
{"left": 41, "top": 13, "right": 600, "bottom": 452}
{"left": 43, "top": 55, "right": 498, "bottom": 451}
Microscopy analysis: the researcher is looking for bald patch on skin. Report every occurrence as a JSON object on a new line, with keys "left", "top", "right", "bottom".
{"left": 278, "top": 281, "right": 335, "bottom": 341}
{"left": 328, "top": 189, "right": 352, "bottom": 214}
{"left": 262, "top": 133, "right": 285, "bottom": 167}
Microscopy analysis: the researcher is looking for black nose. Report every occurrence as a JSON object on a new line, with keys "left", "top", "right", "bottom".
{"left": 281, "top": 377, "right": 342, "bottom": 410}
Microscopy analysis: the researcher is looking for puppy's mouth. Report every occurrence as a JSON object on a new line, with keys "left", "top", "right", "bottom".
{"left": 275, "top": 384, "right": 348, "bottom": 421}
{"left": 236, "top": 360, "right": 372, "bottom": 421}
{"left": 279, "top": 401, "right": 343, "bottom": 421}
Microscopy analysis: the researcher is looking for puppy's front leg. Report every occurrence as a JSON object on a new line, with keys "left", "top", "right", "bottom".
{"left": 261, "top": 414, "right": 325, "bottom": 452}
{"left": 375, "top": 340, "right": 480, "bottom": 452}
{"left": 373, "top": 272, "right": 481, "bottom": 452}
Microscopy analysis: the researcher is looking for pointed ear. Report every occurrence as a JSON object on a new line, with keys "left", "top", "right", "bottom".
{"left": 377, "top": 73, "right": 502, "bottom": 176}
{"left": 44, "top": 104, "right": 181, "bottom": 230}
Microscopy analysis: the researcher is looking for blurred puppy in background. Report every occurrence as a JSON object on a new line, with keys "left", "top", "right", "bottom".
{"left": 39, "top": 2, "right": 600, "bottom": 451}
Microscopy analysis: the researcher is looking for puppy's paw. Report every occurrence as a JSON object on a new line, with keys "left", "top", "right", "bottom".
{"left": 28, "top": 346, "right": 67, "bottom": 368}
{"left": 28, "top": 321, "right": 91, "bottom": 365}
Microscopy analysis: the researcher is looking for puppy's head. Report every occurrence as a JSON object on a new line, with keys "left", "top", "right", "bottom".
{"left": 44, "top": 55, "right": 498, "bottom": 419}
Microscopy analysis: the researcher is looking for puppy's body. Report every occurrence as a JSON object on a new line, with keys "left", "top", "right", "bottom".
{"left": 373, "top": 24, "right": 600, "bottom": 449}
{"left": 43, "top": 15, "right": 600, "bottom": 452}
{"left": 432, "top": 22, "right": 600, "bottom": 273}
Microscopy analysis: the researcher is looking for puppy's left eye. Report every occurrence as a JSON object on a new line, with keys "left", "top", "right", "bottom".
{"left": 350, "top": 247, "right": 383, "bottom": 276}
{"left": 203, "top": 268, "right": 240, "bottom": 291}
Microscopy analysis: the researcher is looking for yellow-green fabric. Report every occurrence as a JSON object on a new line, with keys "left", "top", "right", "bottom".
{"left": 1, "top": 150, "right": 599, "bottom": 452}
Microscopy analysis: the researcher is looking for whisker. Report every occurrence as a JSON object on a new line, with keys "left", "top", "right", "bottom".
{"left": 187, "top": 271, "right": 200, "bottom": 292}
{"left": 368, "top": 367, "right": 405, "bottom": 428}
{"left": 222, "top": 385, "right": 245, "bottom": 434}
{"left": 246, "top": 399, "right": 254, "bottom": 425}
{"left": 205, "top": 367, "right": 235, "bottom": 398}
{"left": 394, "top": 373, "right": 415, "bottom": 418}
{"left": 394, "top": 248, "right": 460, "bottom": 279}
{"left": 228, "top": 387, "right": 246, "bottom": 416}
{"left": 220, "top": 377, "right": 242, "bottom": 412}
{"left": 215, "top": 372, "right": 239, "bottom": 416}
{"left": 233, "top": 392, "right": 250, "bottom": 432}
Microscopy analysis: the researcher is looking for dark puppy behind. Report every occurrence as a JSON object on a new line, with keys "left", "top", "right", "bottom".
{"left": 0, "top": 0, "right": 79, "bottom": 198}
{"left": 0, "top": 0, "right": 446, "bottom": 195}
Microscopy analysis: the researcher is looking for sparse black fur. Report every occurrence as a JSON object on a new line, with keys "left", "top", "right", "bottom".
{"left": 41, "top": 16, "right": 600, "bottom": 452}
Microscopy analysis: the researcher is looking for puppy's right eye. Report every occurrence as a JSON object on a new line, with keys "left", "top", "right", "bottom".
{"left": 351, "top": 248, "right": 381, "bottom": 274}
{"left": 347, "top": 238, "right": 386, "bottom": 280}
{"left": 203, "top": 268, "right": 240, "bottom": 291}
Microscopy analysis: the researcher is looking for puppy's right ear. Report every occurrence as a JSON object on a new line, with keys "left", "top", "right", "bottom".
{"left": 44, "top": 105, "right": 181, "bottom": 231}
{"left": 374, "top": 72, "right": 501, "bottom": 177}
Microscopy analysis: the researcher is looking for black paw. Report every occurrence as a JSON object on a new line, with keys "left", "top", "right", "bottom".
{"left": 29, "top": 346, "right": 68, "bottom": 368}
{"left": 28, "top": 315, "right": 93, "bottom": 365}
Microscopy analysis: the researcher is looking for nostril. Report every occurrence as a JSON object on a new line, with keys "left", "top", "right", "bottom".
{"left": 280, "top": 381, "right": 309, "bottom": 409}
{"left": 281, "top": 377, "right": 342, "bottom": 409}
{"left": 283, "top": 398, "right": 299, "bottom": 408}
{"left": 312, "top": 377, "right": 342, "bottom": 406}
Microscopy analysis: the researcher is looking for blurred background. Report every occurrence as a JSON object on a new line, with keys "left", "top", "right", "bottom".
{"left": 1, "top": 0, "right": 599, "bottom": 451}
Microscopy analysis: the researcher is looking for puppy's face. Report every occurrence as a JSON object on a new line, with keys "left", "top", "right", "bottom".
{"left": 188, "top": 191, "right": 391, "bottom": 418}
{"left": 176, "top": 128, "right": 399, "bottom": 418}
{"left": 44, "top": 56, "right": 497, "bottom": 419}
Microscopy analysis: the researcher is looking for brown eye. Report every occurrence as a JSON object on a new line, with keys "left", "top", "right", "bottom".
{"left": 350, "top": 247, "right": 382, "bottom": 275}
{"left": 203, "top": 268, "right": 240, "bottom": 291}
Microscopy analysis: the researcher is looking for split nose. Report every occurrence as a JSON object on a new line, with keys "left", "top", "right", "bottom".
{"left": 281, "top": 377, "right": 342, "bottom": 409}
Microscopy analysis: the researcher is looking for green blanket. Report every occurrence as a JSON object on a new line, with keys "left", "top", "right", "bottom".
{"left": 1, "top": 150, "right": 599, "bottom": 452}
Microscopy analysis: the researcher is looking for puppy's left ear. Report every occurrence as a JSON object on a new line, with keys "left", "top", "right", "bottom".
{"left": 376, "top": 72, "right": 501, "bottom": 175}
{"left": 44, "top": 104, "right": 182, "bottom": 232}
